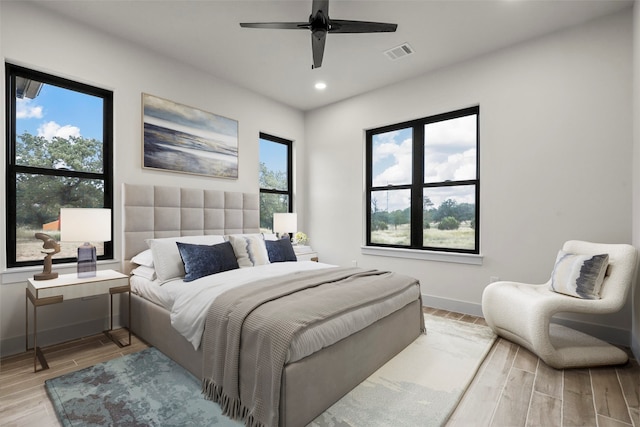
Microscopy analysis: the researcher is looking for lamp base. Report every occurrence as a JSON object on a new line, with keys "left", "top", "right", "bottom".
{"left": 77, "top": 243, "right": 97, "bottom": 278}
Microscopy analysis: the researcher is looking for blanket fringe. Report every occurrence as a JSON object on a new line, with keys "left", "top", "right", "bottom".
{"left": 419, "top": 292, "right": 427, "bottom": 335}
{"left": 202, "top": 378, "right": 267, "bottom": 427}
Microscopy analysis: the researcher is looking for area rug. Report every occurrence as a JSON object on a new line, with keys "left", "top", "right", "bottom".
{"left": 45, "top": 313, "right": 496, "bottom": 427}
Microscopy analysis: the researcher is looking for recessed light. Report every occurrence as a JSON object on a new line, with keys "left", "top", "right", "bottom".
{"left": 315, "top": 82, "right": 327, "bottom": 90}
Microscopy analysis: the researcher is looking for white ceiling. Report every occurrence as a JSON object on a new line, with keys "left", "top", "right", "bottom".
{"left": 31, "top": 0, "right": 633, "bottom": 111}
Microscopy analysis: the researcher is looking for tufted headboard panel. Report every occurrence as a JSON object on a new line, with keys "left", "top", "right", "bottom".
{"left": 122, "top": 183, "right": 260, "bottom": 273}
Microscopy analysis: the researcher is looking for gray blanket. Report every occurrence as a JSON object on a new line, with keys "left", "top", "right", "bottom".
{"left": 201, "top": 266, "right": 424, "bottom": 427}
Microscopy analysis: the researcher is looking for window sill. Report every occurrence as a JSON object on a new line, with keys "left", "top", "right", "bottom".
{"left": 361, "top": 246, "right": 483, "bottom": 265}
{"left": 1, "top": 260, "right": 122, "bottom": 285}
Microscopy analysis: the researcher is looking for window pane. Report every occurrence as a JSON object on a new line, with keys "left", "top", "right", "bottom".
{"left": 423, "top": 185, "right": 476, "bottom": 250}
{"left": 15, "top": 82, "right": 104, "bottom": 173}
{"left": 424, "top": 114, "right": 476, "bottom": 183}
{"left": 15, "top": 174, "right": 106, "bottom": 262}
{"left": 259, "top": 138, "right": 288, "bottom": 191}
{"left": 372, "top": 128, "right": 412, "bottom": 187}
{"left": 370, "top": 189, "right": 411, "bottom": 246}
{"left": 260, "top": 193, "right": 289, "bottom": 232}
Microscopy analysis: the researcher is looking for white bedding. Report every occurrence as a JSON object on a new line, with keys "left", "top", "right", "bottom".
{"left": 132, "top": 261, "right": 334, "bottom": 349}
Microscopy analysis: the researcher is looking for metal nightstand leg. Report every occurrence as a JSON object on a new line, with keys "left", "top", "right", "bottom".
{"left": 25, "top": 288, "right": 62, "bottom": 372}
{"left": 103, "top": 284, "right": 131, "bottom": 347}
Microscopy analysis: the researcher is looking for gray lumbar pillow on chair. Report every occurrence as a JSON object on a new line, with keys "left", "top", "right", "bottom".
{"left": 549, "top": 250, "right": 609, "bottom": 299}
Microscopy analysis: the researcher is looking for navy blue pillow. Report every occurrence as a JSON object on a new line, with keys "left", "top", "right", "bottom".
{"left": 176, "top": 241, "right": 239, "bottom": 282}
{"left": 265, "top": 238, "right": 297, "bottom": 263}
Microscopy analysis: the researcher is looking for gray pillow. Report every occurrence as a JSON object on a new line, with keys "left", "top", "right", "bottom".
{"left": 549, "top": 250, "right": 609, "bottom": 299}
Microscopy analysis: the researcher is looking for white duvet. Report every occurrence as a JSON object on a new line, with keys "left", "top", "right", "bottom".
{"left": 164, "top": 261, "right": 334, "bottom": 350}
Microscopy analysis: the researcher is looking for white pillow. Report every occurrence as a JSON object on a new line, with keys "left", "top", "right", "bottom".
{"left": 262, "top": 233, "right": 279, "bottom": 241}
{"left": 146, "top": 235, "right": 226, "bottom": 283}
{"left": 131, "top": 249, "right": 154, "bottom": 267}
{"left": 227, "top": 234, "right": 270, "bottom": 268}
{"left": 131, "top": 265, "right": 157, "bottom": 281}
{"left": 549, "top": 250, "right": 609, "bottom": 299}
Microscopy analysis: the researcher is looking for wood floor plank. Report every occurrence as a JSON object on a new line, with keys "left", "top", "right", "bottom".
{"left": 596, "top": 414, "right": 633, "bottom": 427}
{"left": 0, "top": 359, "right": 78, "bottom": 398}
{"left": 592, "top": 367, "right": 633, "bottom": 424}
{"left": 563, "top": 368, "right": 597, "bottom": 427}
{"left": 491, "top": 367, "right": 535, "bottom": 426}
{"left": 616, "top": 359, "right": 640, "bottom": 411}
{"left": 526, "top": 391, "right": 562, "bottom": 427}
{"left": 513, "top": 346, "right": 538, "bottom": 374}
{"left": 628, "top": 408, "right": 639, "bottom": 427}
{"left": 447, "top": 338, "right": 518, "bottom": 426}
{"left": 458, "top": 314, "right": 480, "bottom": 324}
{"left": 1, "top": 387, "right": 54, "bottom": 425}
{"left": 534, "top": 361, "right": 563, "bottom": 399}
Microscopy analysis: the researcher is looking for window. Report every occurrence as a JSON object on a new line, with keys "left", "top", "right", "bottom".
{"left": 259, "top": 133, "right": 292, "bottom": 232}
{"left": 5, "top": 63, "right": 114, "bottom": 268}
{"left": 366, "top": 106, "right": 479, "bottom": 253}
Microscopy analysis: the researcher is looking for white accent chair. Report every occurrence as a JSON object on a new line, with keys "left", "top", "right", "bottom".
{"left": 482, "top": 240, "right": 637, "bottom": 369}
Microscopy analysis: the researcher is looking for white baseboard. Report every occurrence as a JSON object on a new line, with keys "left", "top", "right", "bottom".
{"left": 1, "top": 315, "right": 123, "bottom": 358}
{"left": 422, "top": 293, "right": 632, "bottom": 348}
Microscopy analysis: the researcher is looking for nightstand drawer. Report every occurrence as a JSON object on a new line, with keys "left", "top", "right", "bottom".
{"left": 28, "top": 270, "right": 128, "bottom": 301}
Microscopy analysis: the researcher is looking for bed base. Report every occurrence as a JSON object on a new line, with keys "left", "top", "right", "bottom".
{"left": 128, "top": 293, "right": 422, "bottom": 427}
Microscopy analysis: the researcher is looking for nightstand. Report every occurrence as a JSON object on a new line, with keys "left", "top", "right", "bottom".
{"left": 26, "top": 269, "right": 130, "bottom": 372}
{"left": 293, "top": 245, "right": 318, "bottom": 262}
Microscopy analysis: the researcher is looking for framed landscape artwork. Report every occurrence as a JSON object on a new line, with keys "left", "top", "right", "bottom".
{"left": 142, "top": 93, "right": 238, "bottom": 179}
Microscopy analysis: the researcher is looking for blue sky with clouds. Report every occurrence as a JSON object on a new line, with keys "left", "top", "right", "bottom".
{"left": 371, "top": 115, "right": 477, "bottom": 212}
{"left": 16, "top": 83, "right": 103, "bottom": 141}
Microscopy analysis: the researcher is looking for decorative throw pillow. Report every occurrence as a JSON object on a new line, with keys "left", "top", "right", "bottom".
{"left": 265, "top": 238, "right": 298, "bottom": 263}
{"left": 227, "top": 234, "right": 270, "bottom": 268}
{"left": 146, "top": 235, "right": 226, "bottom": 283}
{"left": 549, "top": 250, "right": 609, "bottom": 299}
{"left": 176, "top": 241, "right": 239, "bottom": 282}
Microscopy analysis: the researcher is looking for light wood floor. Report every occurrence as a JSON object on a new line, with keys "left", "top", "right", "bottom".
{"left": 1, "top": 310, "right": 638, "bottom": 427}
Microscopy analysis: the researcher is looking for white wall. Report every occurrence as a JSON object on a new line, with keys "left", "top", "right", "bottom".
{"left": 0, "top": 1, "right": 306, "bottom": 356}
{"left": 305, "top": 10, "right": 635, "bottom": 342}
{"left": 632, "top": 0, "right": 640, "bottom": 360}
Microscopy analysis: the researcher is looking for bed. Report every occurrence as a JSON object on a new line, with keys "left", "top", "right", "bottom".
{"left": 122, "top": 183, "right": 424, "bottom": 427}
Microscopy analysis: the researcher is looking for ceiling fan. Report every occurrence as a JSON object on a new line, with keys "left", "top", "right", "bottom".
{"left": 240, "top": 0, "right": 398, "bottom": 69}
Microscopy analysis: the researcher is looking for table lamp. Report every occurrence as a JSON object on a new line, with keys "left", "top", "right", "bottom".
{"left": 60, "top": 208, "right": 111, "bottom": 278}
{"left": 273, "top": 212, "right": 297, "bottom": 240}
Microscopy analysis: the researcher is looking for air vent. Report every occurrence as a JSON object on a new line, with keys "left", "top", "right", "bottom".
{"left": 384, "top": 43, "right": 414, "bottom": 61}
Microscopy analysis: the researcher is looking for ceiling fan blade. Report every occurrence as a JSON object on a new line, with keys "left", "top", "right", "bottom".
{"left": 240, "top": 22, "right": 310, "bottom": 30}
{"left": 329, "top": 19, "right": 397, "bottom": 33}
{"left": 311, "top": 31, "right": 326, "bottom": 69}
{"left": 312, "top": 0, "right": 329, "bottom": 17}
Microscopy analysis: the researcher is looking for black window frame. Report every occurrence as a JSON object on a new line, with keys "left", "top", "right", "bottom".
{"left": 365, "top": 106, "right": 480, "bottom": 254}
{"left": 259, "top": 132, "right": 293, "bottom": 225}
{"left": 5, "top": 63, "right": 114, "bottom": 268}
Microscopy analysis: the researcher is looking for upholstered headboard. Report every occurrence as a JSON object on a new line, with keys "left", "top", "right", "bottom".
{"left": 122, "top": 183, "right": 260, "bottom": 273}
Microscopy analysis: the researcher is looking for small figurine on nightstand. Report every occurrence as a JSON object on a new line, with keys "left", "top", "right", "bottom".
{"left": 33, "top": 232, "right": 61, "bottom": 281}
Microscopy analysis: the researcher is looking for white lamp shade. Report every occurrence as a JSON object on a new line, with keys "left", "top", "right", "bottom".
{"left": 60, "top": 208, "right": 112, "bottom": 242}
{"left": 273, "top": 213, "right": 297, "bottom": 234}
